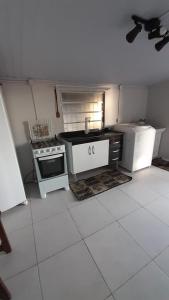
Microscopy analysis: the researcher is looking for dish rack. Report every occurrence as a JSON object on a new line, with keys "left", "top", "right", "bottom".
{"left": 28, "top": 119, "right": 52, "bottom": 141}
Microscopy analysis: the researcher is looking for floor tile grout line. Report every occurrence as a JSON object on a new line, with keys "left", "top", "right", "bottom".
{"left": 5, "top": 214, "right": 166, "bottom": 286}
{"left": 104, "top": 294, "right": 115, "bottom": 300}
{"left": 134, "top": 201, "right": 169, "bottom": 260}
{"left": 1, "top": 202, "right": 33, "bottom": 235}
{"left": 118, "top": 196, "right": 169, "bottom": 235}
{"left": 68, "top": 207, "right": 114, "bottom": 296}
{"left": 4, "top": 263, "right": 38, "bottom": 282}
{"left": 118, "top": 184, "right": 160, "bottom": 208}
{"left": 112, "top": 250, "right": 169, "bottom": 297}
{"left": 30, "top": 199, "right": 70, "bottom": 225}
{"left": 69, "top": 199, "right": 169, "bottom": 245}
{"left": 153, "top": 258, "right": 169, "bottom": 280}
{"left": 111, "top": 259, "right": 154, "bottom": 295}
{"left": 68, "top": 207, "right": 85, "bottom": 238}
{"left": 83, "top": 238, "right": 113, "bottom": 296}
{"left": 31, "top": 207, "right": 72, "bottom": 226}
{"left": 29, "top": 197, "right": 45, "bottom": 300}
{"left": 68, "top": 205, "right": 116, "bottom": 240}
{"left": 30, "top": 192, "right": 144, "bottom": 233}
{"left": 6, "top": 177, "right": 169, "bottom": 295}
{"left": 36, "top": 239, "right": 82, "bottom": 265}
{"left": 113, "top": 219, "right": 169, "bottom": 292}
{"left": 33, "top": 202, "right": 169, "bottom": 297}
{"left": 69, "top": 206, "right": 119, "bottom": 240}
{"left": 97, "top": 196, "right": 142, "bottom": 223}
{"left": 117, "top": 220, "right": 154, "bottom": 260}
{"left": 144, "top": 202, "right": 169, "bottom": 230}
{"left": 28, "top": 180, "right": 161, "bottom": 229}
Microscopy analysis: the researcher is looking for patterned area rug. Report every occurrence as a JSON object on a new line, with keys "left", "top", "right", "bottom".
{"left": 70, "top": 170, "right": 132, "bottom": 201}
{"left": 152, "top": 157, "right": 169, "bottom": 172}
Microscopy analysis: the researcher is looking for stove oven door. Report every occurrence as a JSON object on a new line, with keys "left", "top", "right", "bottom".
{"left": 37, "top": 154, "right": 65, "bottom": 179}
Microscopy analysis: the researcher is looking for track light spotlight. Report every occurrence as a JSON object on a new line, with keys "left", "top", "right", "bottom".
{"left": 155, "top": 34, "right": 169, "bottom": 51}
{"left": 148, "top": 26, "right": 167, "bottom": 39}
{"left": 126, "top": 23, "right": 142, "bottom": 43}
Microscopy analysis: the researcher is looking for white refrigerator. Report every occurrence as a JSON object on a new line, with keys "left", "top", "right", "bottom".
{"left": 0, "top": 87, "right": 26, "bottom": 212}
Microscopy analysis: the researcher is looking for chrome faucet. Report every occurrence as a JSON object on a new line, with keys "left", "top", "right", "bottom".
{"left": 85, "top": 117, "right": 90, "bottom": 134}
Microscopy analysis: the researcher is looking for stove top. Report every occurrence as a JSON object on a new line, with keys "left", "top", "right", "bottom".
{"left": 31, "top": 138, "right": 62, "bottom": 149}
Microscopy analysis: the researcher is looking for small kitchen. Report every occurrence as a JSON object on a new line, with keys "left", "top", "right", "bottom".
{"left": 2, "top": 1, "right": 169, "bottom": 298}
{"left": 0, "top": 81, "right": 152, "bottom": 204}
{"left": 1, "top": 80, "right": 166, "bottom": 207}
{"left": 1, "top": 79, "right": 169, "bottom": 300}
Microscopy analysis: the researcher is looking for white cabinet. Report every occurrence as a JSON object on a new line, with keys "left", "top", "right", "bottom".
{"left": 72, "top": 140, "right": 109, "bottom": 174}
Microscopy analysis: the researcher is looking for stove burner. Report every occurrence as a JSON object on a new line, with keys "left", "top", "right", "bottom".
{"left": 31, "top": 138, "right": 61, "bottom": 149}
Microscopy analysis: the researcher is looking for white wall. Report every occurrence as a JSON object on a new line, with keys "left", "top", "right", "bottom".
{"left": 3, "top": 81, "right": 64, "bottom": 178}
{"left": 104, "top": 86, "right": 119, "bottom": 126}
{"left": 147, "top": 81, "right": 169, "bottom": 159}
{"left": 119, "top": 85, "right": 148, "bottom": 123}
{"left": 3, "top": 81, "right": 148, "bottom": 178}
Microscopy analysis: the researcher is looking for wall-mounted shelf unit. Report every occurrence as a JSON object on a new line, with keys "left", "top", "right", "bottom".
{"left": 61, "top": 92, "right": 105, "bottom": 132}
{"left": 63, "top": 111, "right": 101, "bottom": 114}
{"left": 64, "top": 120, "right": 102, "bottom": 125}
{"left": 63, "top": 101, "right": 99, "bottom": 104}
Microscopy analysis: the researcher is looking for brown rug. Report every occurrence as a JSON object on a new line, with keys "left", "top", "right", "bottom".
{"left": 152, "top": 157, "right": 169, "bottom": 172}
{"left": 70, "top": 169, "right": 132, "bottom": 201}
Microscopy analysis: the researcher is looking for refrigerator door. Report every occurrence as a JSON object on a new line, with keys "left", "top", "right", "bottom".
{"left": 0, "top": 87, "right": 26, "bottom": 212}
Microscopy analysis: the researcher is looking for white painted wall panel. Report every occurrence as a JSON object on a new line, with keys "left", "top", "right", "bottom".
{"left": 147, "top": 82, "right": 169, "bottom": 159}
{"left": 3, "top": 81, "right": 64, "bottom": 178}
{"left": 104, "top": 86, "right": 119, "bottom": 126}
{"left": 119, "top": 86, "right": 148, "bottom": 123}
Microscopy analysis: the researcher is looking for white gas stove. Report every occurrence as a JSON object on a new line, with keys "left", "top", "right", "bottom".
{"left": 31, "top": 137, "right": 69, "bottom": 199}
{"left": 32, "top": 138, "right": 65, "bottom": 158}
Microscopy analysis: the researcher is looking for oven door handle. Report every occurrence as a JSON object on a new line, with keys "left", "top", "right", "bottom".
{"left": 38, "top": 154, "right": 63, "bottom": 161}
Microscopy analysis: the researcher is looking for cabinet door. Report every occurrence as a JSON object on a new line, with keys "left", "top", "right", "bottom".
{"left": 90, "top": 140, "right": 109, "bottom": 169}
{"left": 72, "top": 142, "right": 92, "bottom": 173}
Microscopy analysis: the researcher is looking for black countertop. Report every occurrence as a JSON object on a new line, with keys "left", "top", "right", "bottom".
{"left": 59, "top": 129, "right": 123, "bottom": 145}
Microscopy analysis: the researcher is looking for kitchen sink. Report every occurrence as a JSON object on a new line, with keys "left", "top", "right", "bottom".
{"left": 59, "top": 130, "right": 105, "bottom": 144}
{"left": 59, "top": 129, "right": 118, "bottom": 145}
{"left": 60, "top": 130, "right": 104, "bottom": 139}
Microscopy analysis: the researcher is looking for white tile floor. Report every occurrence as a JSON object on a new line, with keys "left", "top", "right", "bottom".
{"left": 2, "top": 166, "right": 169, "bottom": 299}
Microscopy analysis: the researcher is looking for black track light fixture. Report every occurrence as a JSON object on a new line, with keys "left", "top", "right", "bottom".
{"left": 126, "top": 12, "right": 169, "bottom": 51}
{"left": 126, "top": 23, "right": 142, "bottom": 43}
{"left": 155, "top": 34, "right": 169, "bottom": 51}
{"left": 148, "top": 26, "right": 168, "bottom": 39}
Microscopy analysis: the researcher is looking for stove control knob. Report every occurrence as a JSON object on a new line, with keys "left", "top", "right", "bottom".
{"left": 52, "top": 148, "right": 56, "bottom": 152}
{"left": 57, "top": 146, "right": 61, "bottom": 151}
{"left": 40, "top": 150, "right": 44, "bottom": 153}
{"left": 46, "top": 149, "right": 50, "bottom": 153}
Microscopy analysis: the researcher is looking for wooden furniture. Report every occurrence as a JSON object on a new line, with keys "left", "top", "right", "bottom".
{"left": 0, "top": 278, "right": 11, "bottom": 300}
{"left": 0, "top": 212, "right": 12, "bottom": 300}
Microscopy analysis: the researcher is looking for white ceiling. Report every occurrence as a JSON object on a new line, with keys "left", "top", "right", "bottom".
{"left": 1, "top": 0, "right": 169, "bottom": 85}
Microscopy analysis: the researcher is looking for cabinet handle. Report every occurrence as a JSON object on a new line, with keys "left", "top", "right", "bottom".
{"left": 111, "top": 157, "right": 119, "bottom": 161}
{"left": 113, "top": 149, "right": 120, "bottom": 153}
{"left": 113, "top": 141, "right": 120, "bottom": 144}
{"left": 88, "top": 146, "right": 91, "bottom": 155}
{"left": 92, "top": 145, "right": 95, "bottom": 154}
